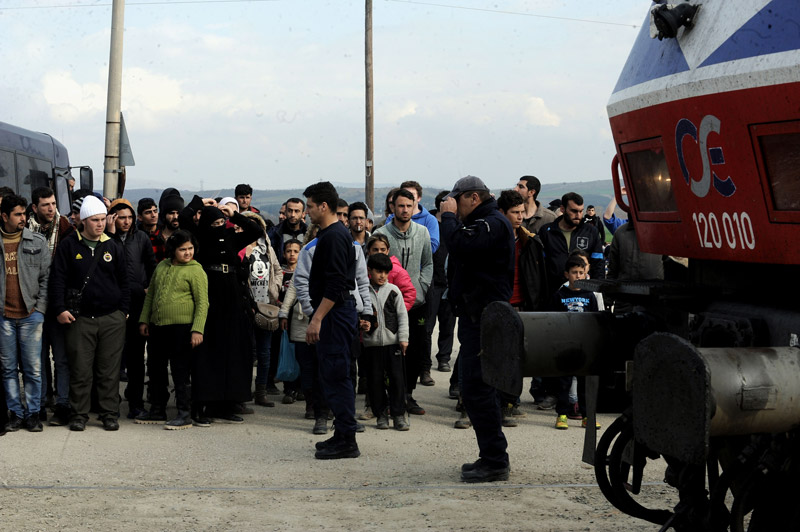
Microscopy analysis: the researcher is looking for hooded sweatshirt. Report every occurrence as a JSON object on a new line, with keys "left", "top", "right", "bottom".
{"left": 374, "top": 220, "right": 432, "bottom": 307}
{"left": 385, "top": 204, "right": 440, "bottom": 253}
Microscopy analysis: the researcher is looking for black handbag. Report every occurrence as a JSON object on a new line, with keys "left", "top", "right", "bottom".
{"left": 65, "top": 245, "right": 104, "bottom": 316}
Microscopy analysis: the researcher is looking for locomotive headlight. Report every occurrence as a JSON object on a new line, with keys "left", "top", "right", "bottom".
{"left": 651, "top": 2, "right": 699, "bottom": 40}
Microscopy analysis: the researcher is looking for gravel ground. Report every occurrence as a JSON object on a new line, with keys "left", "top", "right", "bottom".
{"left": 0, "top": 329, "right": 678, "bottom": 531}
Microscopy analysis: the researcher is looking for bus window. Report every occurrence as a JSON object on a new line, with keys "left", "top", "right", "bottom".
{"left": 0, "top": 149, "right": 15, "bottom": 190}
{"left": 15, "top": 154, "right": 51, "bottom": 203}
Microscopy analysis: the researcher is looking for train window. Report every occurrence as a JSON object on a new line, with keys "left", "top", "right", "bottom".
{"left": 623, "top": 141, "right": 678, "bottom": 213}
{"left": 0, "top": 150, "right": 15, "bottom": 189}
{"left": 751, "top": 121, "right": 800, "bottom": 223}
{"left": 759, "top": 132, "right": 800, "bottom": 211}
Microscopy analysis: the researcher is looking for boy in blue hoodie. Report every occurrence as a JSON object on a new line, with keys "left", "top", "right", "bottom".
{"left": 361, "top": 253, "right": 410, "bottom": 431}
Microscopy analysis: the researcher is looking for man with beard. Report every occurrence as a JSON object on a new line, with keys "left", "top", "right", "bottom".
{"left": 27, "top": 187, "right": 74, "bottom": 425}
{"left": 347, "top": 201, "right": 370, "bottom": 253}
{"left": 374, "top": 189, "right": 432, "bottom": 416}
{"left": 538, "top": 192, "right": 604, "bottom": 298}
{"left": 514, "top": 175, "right": 556, "bottom": 235}
{"left": 158, "top": 189, "right": 184, "bottom": 242}
{"left": 269, "top": 198, "right": 307, "bottom": 265}
{"left": 136, "top": 198, "right": 166, "bottom": 262}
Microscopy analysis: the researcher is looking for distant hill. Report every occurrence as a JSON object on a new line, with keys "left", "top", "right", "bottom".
{"left": 119, "top": 179, "right": 621, "bottom": 223}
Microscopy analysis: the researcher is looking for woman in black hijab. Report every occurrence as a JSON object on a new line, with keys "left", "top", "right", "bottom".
{"left": 180, "top": 196, "right": 261, "bottom": 424}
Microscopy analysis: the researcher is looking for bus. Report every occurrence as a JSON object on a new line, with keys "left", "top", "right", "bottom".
{"left": 0, "top": 121, "right": 92, "bottom": 213}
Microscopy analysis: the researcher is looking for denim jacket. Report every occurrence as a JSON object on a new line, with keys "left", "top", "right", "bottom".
{"left": 0, "top": 228, "right": 51, "bottom": 315}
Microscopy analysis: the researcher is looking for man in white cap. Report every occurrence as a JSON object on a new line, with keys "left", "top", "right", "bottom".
{"left": 49, "top": 195, "right": 130, "bottom": 431}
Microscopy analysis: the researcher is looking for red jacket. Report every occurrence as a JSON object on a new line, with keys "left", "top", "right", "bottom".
{"left": 388, "top": 255, "right": 416, "bottom": 311}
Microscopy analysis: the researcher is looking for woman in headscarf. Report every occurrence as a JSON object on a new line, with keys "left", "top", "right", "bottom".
{"left": 179, "top": 196, "right": 261, "bottom": 424}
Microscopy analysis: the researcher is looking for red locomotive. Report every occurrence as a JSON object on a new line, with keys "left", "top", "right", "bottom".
{"left": 483, "top": 2, "right": 800, "bottom": 529}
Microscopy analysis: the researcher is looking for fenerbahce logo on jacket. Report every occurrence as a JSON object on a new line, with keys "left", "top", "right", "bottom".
{"left": 103, "top": 251, "right": 112, "bottom": 262}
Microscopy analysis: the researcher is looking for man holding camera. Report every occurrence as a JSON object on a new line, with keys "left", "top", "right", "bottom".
{"left": 50, "top": 196, "right": 130, "bottom": 431}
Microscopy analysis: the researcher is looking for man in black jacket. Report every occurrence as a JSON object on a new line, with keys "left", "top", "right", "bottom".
{"left": 106, "top": 199, "right": 156, "bottom": 421}
{"left": 440, "top": 175, "right": 514, "bottom": 483}
{"left": 539, "top": 192, "right": 605, "bottom": 298}
{"left": 50, "top": 196, "right": 130, "bottom": 431}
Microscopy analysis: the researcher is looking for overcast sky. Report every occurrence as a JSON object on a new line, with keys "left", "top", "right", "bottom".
{"left": 1, "top": 0, "right": 646, "bottom": 192}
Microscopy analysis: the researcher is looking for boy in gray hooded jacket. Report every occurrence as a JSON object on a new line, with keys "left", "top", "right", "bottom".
{"left": 361, "top": 253, "right": 409, "bottom": 431}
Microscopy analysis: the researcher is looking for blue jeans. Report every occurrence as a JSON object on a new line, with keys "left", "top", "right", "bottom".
{"left": 0, "top": 311, "right": 45, "bottom": 418}
{"left": 254, "top": 328, "right": 272, "bottom": 386}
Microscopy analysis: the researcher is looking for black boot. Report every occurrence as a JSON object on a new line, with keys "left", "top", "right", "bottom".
{"left": 134, "top": 404, "right": 167, "bottom": 424}
{"left": 314, "top": 431, "right": 360, "bottom": 460}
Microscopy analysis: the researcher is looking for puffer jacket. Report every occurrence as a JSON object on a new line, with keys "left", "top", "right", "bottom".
{"left": 362, "top": 281, "right": 409, "bottom": 348}
{"left": 387, "top": 255, "right": 416, "bottom": 311}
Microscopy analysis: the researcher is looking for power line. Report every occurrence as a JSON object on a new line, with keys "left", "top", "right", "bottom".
{"left": 385, "top": 0, "right": 639, "bottom": 29}
{"left": 0, "top": 0, "right": 279, "bottom": 9}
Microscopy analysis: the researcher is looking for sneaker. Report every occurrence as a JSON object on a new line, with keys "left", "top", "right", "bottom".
{"left": 357, "top": 405, "right": 374, "bottom": 421}
{"left": 376, "top": 415, "right": 389, "bottom": 430}
{"left": 419, "top": 370, "right": 435, "bottom": 386}
{"left": 211, "top": 413, "right": 244, "bottom": 424}
{"left": 26, "top": 414, "right": 43, "bottom": 433}
{"left": 69, "top": 418, "right": 86, "bottom": 431}
{"left": 582, "top": 417, "right": 601, "bottom": 429}
{"left": 461, "top": 462, "right": 509, "bottom": 483}
{"left": 49, "top": 406, "right": 71, "bottom": 427}
{"left": 407, "top": 397, "right": 426, "bottom": 415}
{"left": 454, "top": 411, "right": 471, "bottom": 429}
{"left": 134, "top": 408, "right": 167, "bottom": 425}
{"left": 192, "top": 416, "right": 212, "bottom": 428}
{"left": 537, "top": 395, "right": 557, "bottom": 410}
{"left": 355, "top": 422, "right": 365, "bottom": 433}
{"left": 437, "top": 362, "right": 451, "bottom": 372}
{"left": 313, "top": 418, "right": 328, "bottom": 435}
{"left": 165, "top": 414, "right": 192, "bottom": 430}
{"left": 555, "top": 414, "right": 569, "bottom": 430}
{"left": 282, "top": 393, "right": 296, "bottom": 405}
{"left": 266, "top": 384, "right": 281, "bottom": 396}
{"left": 501, "top": 405, "right": 518, "bottom": 428}
{"left": 511, "top": 405, "right": 526, "bottom": 417}
{"left": 5, "top": 413, "right": 23, "bottom": 432}
{"left": 295, "top": 391, "right": 305, "bottom": 401}
{"left": 102, "top": 417, "right": 120, "bottom": 431}
{"left": 315, "top": 433, "right": 360, "bottom": 460}
{"left": 567, "top": 402, "right": 582, "bottom": 420}
{"left": 448, "top": 384, "right": 459, "bottom": 399}
{"left": 393, "top": 415, "right": 410, "bottom": 431}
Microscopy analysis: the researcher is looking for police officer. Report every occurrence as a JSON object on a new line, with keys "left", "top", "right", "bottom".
{"left": 440, "top": 176, "right": 515, "bottom": 482}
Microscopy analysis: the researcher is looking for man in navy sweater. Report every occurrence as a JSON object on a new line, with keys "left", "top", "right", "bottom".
{"left": 303, "top": 181, "right": 360, "bottom": 460}
{"left": 440, "top": 176, "right": 515, "bottom": 483}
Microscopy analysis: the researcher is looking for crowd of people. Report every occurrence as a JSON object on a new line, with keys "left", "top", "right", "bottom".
{"left": 0, "top": 175, "right": 664, "bottom": 481}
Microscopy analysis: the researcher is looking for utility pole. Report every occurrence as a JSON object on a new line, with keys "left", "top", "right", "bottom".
{"left": 365, "top": 0, "right": 374, "bottom": 210}
{"left": 103, "top": 0, "right": 125, "bottom": 199}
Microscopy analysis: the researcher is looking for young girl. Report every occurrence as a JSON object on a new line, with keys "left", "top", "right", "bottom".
{"left": 138, "top": 230, "right": 209, "bottom": 429}
{"left": 239, "top": 212, "right": 282, "bottom": 408}
{"left": 366, "top": 234, "right": 416, "bottom": 311}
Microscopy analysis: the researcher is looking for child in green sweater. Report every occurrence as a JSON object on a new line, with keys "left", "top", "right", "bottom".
{"left": 138, "top": 230, "right": 209, "bottom": 429}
